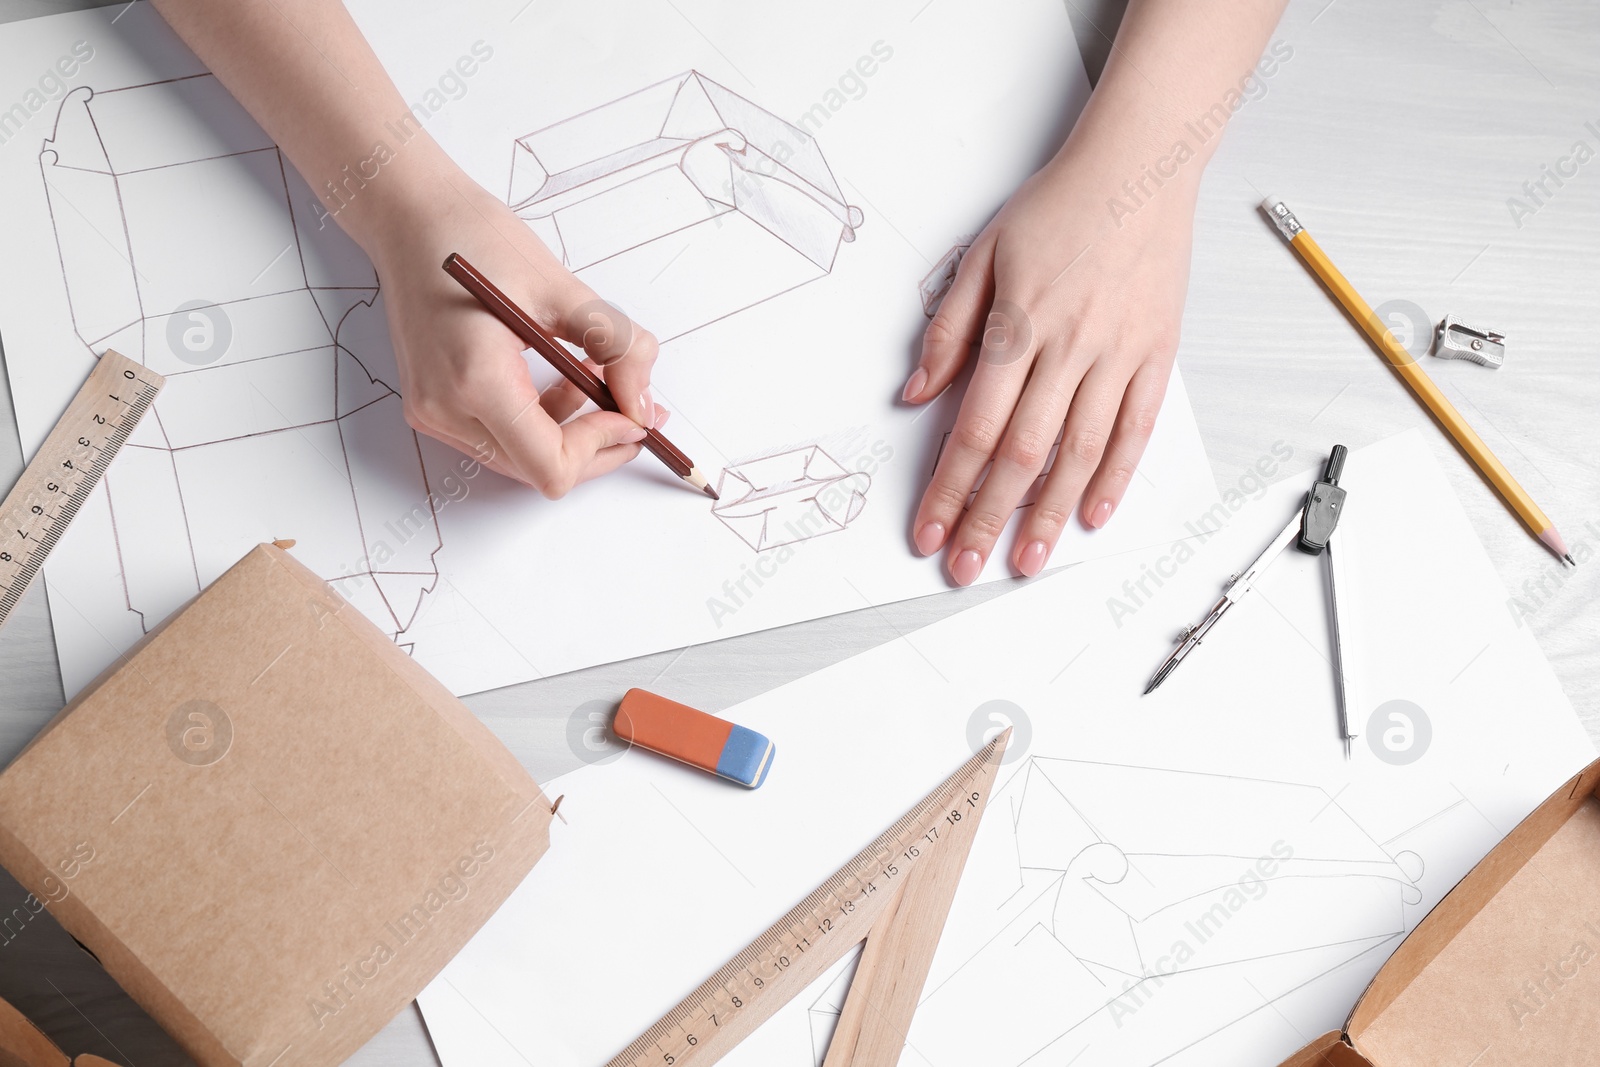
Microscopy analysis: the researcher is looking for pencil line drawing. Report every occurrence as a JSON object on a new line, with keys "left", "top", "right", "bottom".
{"left": 711, "top": 445, "right": 870, "bottom": 553}
{"left": 40, "top": 73, "right": 440, "bottom": 647}
{"left": 918, "top": 242, "right": 970, "bottom": 318}
{"left": 932, "top": 427, "right": 1060, "bottom": 511}
{"left": 508, "top": 70, "right": 864, "bottom": 343}
{"left": 805, "top": 758, "right": 1436, "bottom": 1067}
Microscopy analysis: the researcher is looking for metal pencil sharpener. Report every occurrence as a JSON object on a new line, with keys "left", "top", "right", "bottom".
{"left": 1432, "top": 315, "right": 1506, "bottom": 368}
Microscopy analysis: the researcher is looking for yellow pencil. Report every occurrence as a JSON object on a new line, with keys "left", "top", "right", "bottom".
{"left": 1263, "top": 197, "right": 1573, "bottom": 566}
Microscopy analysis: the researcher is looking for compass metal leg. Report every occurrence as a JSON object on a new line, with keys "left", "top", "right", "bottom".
{"left": 1325, "top": 536, "right": 1358, "bottom": 757}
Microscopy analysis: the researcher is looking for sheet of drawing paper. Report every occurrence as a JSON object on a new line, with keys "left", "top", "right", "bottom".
{"left": 0, "top": 1, "right": 1216, "bottom": 698}
{"left": 416, "top": 430, "right": 1595, "bottom": 1067}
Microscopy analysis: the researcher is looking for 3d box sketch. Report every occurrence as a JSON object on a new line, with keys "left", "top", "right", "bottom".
{"left": 508, "top": 71, "right": 864, "bottom": 342}
{"left": 40, "top": 74, "right": 440, "bottom": 645}
{"left": 712, "top": 446, "right": 870, "bottom": 553}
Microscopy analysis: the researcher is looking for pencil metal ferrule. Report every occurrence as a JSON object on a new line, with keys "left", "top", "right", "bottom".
{"left": 1262, "top": 196, "right": 1303, "bottom": 241}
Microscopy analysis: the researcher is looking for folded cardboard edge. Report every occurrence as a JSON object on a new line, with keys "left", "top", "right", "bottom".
{"left": 254, "top": 544, "right": 550, "bottom": 813}
{"left": 0, "top": 991, "right": 70, "bottom": 1067}
{"left": 0, "top": 993, "right": 128, "bottom": 1067}
{"left": 1277, "top": 1031, "right": 1366, "bottom": 1067}
{"left": 0, "top": 818, "right": 230, "bottom": 1067}
{"left": 1276, "top": 757, "right": 1600, "bottom": 1066}
{"left": 5, "top": 587, "right": 202, "bottom": 770}
{"left": 1345, "top": 757, "right": 1600, "bottom": 1045}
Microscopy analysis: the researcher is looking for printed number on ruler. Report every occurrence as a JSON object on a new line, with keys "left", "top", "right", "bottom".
{"left": 0, "top": 351, "right": 164, "bottom": 628}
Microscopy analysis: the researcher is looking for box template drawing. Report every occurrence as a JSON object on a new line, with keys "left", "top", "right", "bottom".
{"left": 40, "top": 74, "right": 440, "bottom": 651}
{"left": 508, "top": 71, "right": 864, "bottom": 341}
{"left": 0, "top": 544, "right": 553, "bottom": 1067}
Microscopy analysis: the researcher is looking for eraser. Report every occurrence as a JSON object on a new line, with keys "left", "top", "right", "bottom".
{"left": 613, "top": 688, "right": 775, "bottom": 788}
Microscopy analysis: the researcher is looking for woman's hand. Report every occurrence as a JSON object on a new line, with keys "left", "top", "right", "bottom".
{"left": 146, "top": 0, "right": 667, "bottom": 498}
{"left": 902, "top": 141, "right": 1196, "bottom": 584}
{"left": 364, "top": 165, "right": 663, "bottom": 497}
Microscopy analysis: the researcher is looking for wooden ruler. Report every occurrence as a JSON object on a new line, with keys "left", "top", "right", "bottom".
{"left": 0, "top": 350, "right": 164, "bottom": 630}
{"left": 608, "top": 729, "right": 1011, "bottom": 1067}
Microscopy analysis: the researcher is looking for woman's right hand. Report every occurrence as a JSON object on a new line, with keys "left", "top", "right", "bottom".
{"left": 360, "top": 157, "right": 664, "bottom": 497}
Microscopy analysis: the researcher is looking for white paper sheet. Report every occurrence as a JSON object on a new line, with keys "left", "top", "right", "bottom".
{"left": 416, "top": 430, "right": 1594, "bottom": 1067}
{"left": 0, "top": 1, "right": 1216, "bottom": 699}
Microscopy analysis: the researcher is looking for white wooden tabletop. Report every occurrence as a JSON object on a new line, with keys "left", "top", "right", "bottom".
{"left": 1, "top": 1, "right": 1596, "bottom": 1064}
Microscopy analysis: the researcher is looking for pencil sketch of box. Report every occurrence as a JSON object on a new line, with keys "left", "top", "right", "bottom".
{"left": 508, "top": 71, "right": 864, "bottom": 341}
{"left": 712, "top": 446, "right": 870, "bottom": 553}
{"left": 40, "top": 75, "right": 440, "bottom": 647}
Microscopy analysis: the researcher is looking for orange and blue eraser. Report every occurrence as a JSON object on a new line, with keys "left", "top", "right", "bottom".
{"left": 613, "top": 688, "right": 775, "bottom": 788}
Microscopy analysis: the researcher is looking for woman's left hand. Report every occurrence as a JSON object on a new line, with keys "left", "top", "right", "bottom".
{"left": 901, "top": 140, "right": 1196, "bottom": 584}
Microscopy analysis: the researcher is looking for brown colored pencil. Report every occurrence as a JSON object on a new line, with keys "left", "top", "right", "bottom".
{"left": 442, "top": 253, "right": 717, "bottom": 499}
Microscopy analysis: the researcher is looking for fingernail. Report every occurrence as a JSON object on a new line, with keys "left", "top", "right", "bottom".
{"left": 1087, "top": 500, "right": 1113, "bottom": 529}
{"left": 950, "top": 549, "right": 983, "bottom": 587}
{"left": 1018, "top": 540, "right": 1049, "bottom": 577}
{"left": 638, "top": 390, "right": 653, "bottom": 422}
{"left": 914, "top": 521, "right": 946, "bottom": 556}
{"left": 622, "top": 425, "right": 648, "bottom": 444}
{"left": 901, "top": 366, "right": 928, "bottom": 403}
{"left": 653, "top": 407, "right": 671, "bottom": 429}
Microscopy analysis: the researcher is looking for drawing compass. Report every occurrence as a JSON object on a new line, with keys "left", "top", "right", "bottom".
{"left": 1145, "top": 446, "right": 1358, "bottom": 757}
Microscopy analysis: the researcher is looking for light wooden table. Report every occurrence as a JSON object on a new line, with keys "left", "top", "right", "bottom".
{"left": 1, "top": 1, "right": 1596, "bottom": 1064}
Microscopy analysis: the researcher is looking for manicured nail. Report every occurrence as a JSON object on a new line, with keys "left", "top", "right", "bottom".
{"left": 1087, "top": 500, "right": 1113, "bottom": 529}
{"left": 653, "top": 407, "right": 671, "bottom": 429}
{"left": 622, "top": 425, "right": 648, "bottom": 444}
{"left": 914, "top": 521, "right": 946, "bottom": 556}
{"left": 1018, "top": 540, "right": 1049, "bottom": 577}
{"left": 950, "top": 549, "right": 983, "bottom": 586}
{"left": 901, "top": 366, "right": 928, "bottom": 403}
{"left": 638, "top": 390, "right": 653, "bottom": 422}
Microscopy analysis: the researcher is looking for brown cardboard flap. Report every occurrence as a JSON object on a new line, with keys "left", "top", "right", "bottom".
{"left": 0, "top": 994, "right": 69, "bottom": 1067}
{"left": 0, "top": 544, "right": 553, "bottom": 1067}
{"left": 1276, "top": 1031, "right": 1371, "bottom": 1067}
{"left": 1346, "top": 759, "right": 1600, "bottom": 1066}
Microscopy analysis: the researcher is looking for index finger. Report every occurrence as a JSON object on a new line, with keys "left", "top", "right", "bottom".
{"left": 912, "top": 299, "right": 1037, "bottom": 558}
{"left": 557, "top": 295, "right": 660, "bottom": 427}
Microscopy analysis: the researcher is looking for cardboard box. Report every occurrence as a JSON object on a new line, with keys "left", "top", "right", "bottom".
{"left": 0, "top": 544, "right": 553, "bottom": 1067}
{"left": 1279, "top": 757, "right": 1600, "bottom": 1066}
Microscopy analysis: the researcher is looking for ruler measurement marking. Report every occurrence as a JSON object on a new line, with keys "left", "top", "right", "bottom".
{"left": 609, "top": 742, "right": 1001, "bottom": 1067}
{"left": 0, "top": 354, "right": 163, "bottom": 631}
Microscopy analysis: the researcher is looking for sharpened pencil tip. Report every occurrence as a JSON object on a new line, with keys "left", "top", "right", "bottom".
{"left": 1565, "top": 553, "right": 1576, "bottom": 567}
{"left": 685, "top": 465, "right": 718, "bottom": 499}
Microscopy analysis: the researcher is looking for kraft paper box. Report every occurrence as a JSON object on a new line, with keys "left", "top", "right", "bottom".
{"left": 0, "top": 543, "right": 553, "bottom": 1067}
{"left": 1279, "top": 757, "right": 1600, "bottom": 1067}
